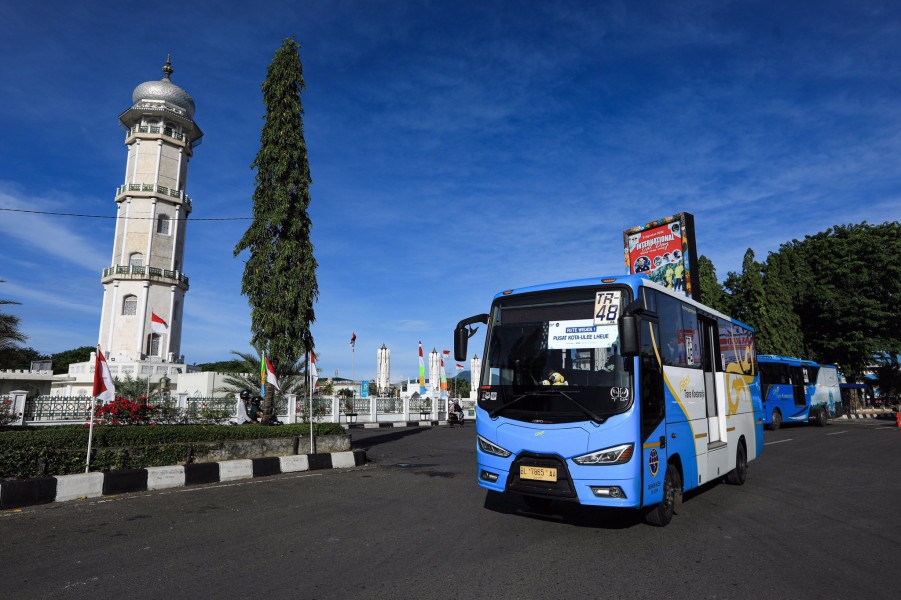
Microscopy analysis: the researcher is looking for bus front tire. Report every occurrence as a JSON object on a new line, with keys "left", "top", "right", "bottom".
{"left": 726, "top": 441, "right": 747, "bottom": 486}
{"left": 770, "top": 410, "right": 782, "bottom": 431}
{"left": 644, "top": 466, "right": 679, "bottom": 527}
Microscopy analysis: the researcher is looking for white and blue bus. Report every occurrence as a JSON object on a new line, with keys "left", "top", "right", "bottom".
{"left": 454, "top": 274, "right": 763, "bottom": 526}
{"left": 757, "top": 355, "right": 841, "bottom": 429}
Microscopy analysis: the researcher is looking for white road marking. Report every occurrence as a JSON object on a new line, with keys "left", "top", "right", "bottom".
{"left": 764, "top": 439, "right": 793, "bottom": 446}
{"left": 826, "top": 431, "right": 847, "bottom": 436}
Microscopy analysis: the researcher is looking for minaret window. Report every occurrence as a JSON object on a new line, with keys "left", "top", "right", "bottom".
{"left": 149, "top": 334, "right": 162, "bottom": 357}
{"left": 129, "top": 252, "right": 144, "bottom": 267}
{"left": 157, "top": 215, "right": 171, "bottom": 235}
{"left": 122, "top": 295, "right": 137, "bottom": 316}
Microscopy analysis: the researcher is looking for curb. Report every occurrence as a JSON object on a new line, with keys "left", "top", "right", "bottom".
{"left": 838, "top": 412, "right": 897, "bottom": 420}
{"left": 0, "top": 449, "right": 367, "bottom": 511}
{"left": 346, "top": 420, "right": 448, "bottom": 429}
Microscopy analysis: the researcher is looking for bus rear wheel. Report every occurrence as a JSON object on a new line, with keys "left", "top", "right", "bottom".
{"left": 770, "top": 410, "right": 782, "bottom": 430}
{"left": 726, "top": 441, "right": 747, "bottom": 486}
{"left": 815, "top": 406, "right": 828, "bottom": 427}
{"left": 644, "top": 466, "right": 679, "bottom": 527}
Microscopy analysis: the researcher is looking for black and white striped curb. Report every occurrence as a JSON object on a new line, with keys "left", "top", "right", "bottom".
{"left": 838, "top": 412, "right": 897, "bottom": 420}
{"left": 346, "top": 420, "right": 465, "bottom": 429}
{"left": 0, "top": 449, "right": 367, "bottom": 511}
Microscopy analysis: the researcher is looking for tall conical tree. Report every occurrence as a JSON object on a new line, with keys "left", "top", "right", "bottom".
{"left": 723, "top": 249, "right": 768, "bottom": 348}
{"left": 760, "top": 251, "right": 804, "bottom": 357}
{"left": 235, "top": 38, "right": 318, "bottom": 423}
{"left": 697, "top": 255, "right": 729, "bottom": 314}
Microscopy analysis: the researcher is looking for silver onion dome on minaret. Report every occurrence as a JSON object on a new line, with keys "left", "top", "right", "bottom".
{"left": 130, "top": 55, "right": 196, "bottom": 118}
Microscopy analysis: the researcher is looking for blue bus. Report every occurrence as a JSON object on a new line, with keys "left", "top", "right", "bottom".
{"left": 757, "top": 355, "right": 841, "bottom": 429}
{"left": 454, "top": 274, "right": 763, "bottom": 526}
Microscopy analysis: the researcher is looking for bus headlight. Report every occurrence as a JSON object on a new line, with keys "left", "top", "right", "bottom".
{"left": 477, "top": 435, "right": 512, "bottom": 458}
{"left": 572, "top": 443, "right": 634, "bottom": 465}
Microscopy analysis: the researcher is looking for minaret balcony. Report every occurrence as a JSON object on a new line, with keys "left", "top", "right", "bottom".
{"left": 101, "top": 265, "right": 189, "bottom": 289}
{"left": 115, "top": 184, "right": 192, "bottom": 212}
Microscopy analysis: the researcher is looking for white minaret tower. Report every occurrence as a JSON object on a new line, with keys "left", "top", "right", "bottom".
{"left": 428, "top": 348, "right": 441, "bottom": 397}
{"left": 470, "top": 354, "right": 480, "bottom": 399}
{"left": 98, "top": 57, "right": 202, "bottom": 363}
{"left": 377, "top": 343, "right": 390, "bottom": 396}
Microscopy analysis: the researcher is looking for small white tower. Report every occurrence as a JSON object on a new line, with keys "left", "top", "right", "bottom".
{"left": 428, "top": 348, "right": 441, "bottom": 397}
{"left": 98, "top": 57, "right": 202, "bottom": 362}
{"left": 376, "top": 343, "right": 390, "bottom": 396}
{"left": 470, "top": 354, "right": 480, "bottom": 399}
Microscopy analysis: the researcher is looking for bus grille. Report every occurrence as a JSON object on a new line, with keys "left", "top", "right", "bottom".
{"left": 506, "top": 452, "right": 576, "bottom": 499}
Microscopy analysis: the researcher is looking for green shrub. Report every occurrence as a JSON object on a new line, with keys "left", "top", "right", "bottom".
{"left": 0, "top": 422, "right": 345, "bottom": 480}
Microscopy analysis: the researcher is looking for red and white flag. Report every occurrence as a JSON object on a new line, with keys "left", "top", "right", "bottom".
{"left": 350, "top": 332, "right": 356, "bottom": 348}
{"left": 265, "top": 356, "right": 280, "bottom": 391}
{"left": 151, "top": 312, "right": 169, "bottom": 334}
{"left": 92, "top": 345, "right": 116, "bottom": 403}
{"left": 443, "top": 349, "right": 451, "bottom": 356}
{"left": 310, "top": 353, "right": 319, "bottom": 390}
{"left": 456, "top": 364, "right": 465, "bottom": 370}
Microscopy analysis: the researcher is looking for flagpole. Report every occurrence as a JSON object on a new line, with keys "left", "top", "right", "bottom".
{"left": 86, "top": 395, "right": 96, "bottom": 473}
{"left": 309, "top": 352, "right": 314, "bottom": 455}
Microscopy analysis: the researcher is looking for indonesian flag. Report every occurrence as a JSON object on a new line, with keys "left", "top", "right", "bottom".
{"left": 151, "top": 312, "right": 169, "bottom": 334}
{"left": 456, "top": 364, "right": 465, "bottom": 370}
{"left": 92, "top": 345, "right": 116, "bottom": 403}
{"left": 310, "top": 353, "right": 319, "bottom": 389}
{"left": 350, "top": 332, "right": 356, "bottom": 348}
{"left": 443, "top": 350, "right": 451, "bottom": 356}
{"left": 265, "top": 355, "right": 280, "bottom": 391}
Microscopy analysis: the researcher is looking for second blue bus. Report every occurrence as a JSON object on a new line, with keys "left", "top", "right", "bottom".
{"left": 758, "top": 355, "right": 841, "bottom": 429}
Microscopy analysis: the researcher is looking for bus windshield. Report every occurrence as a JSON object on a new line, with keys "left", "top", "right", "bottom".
{"left": 479, "top": 288, "right": 633, "bottom": 424}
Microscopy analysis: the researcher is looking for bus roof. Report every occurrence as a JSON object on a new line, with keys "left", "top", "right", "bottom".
{"left": 758, "top": 354, "right": 836, "bottom": 369}
{"left": 491, "top": 273, "right": 753, "bottom": 331}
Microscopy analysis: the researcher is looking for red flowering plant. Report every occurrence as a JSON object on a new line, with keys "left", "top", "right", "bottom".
{"left": 0, "top": 398, "right": 21, "bottom": 426}
{"left": 94, "top": 396, "right": 160, "bottom": 426}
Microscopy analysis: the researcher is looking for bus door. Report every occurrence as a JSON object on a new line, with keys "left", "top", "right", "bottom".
{"left": 790, "top": 366, "right": 806, "bottom": 407}
{"left": 640, "top": 319, "right": 667, "bottom": 507}
{"left": 699, "top": 317, "right": 723, "bottom": 443}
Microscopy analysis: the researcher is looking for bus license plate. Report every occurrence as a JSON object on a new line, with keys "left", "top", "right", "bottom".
{"left": 520, "top": 466, "right": 557, "bottom": 482}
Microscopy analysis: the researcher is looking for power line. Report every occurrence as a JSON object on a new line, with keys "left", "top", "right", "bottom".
{"left": 0, "top": 207, "right": 251, "bottom": 221}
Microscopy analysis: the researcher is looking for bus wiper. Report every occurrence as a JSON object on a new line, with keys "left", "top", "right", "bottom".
{"left": 488, "top": 390, "right": 605, "bottom": 424}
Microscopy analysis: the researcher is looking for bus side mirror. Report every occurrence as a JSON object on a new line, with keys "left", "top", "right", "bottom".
{"left": 454, "top": 313, "right": 488, "bottom": 362}
{"left": 619, "top": 314, "right": 639, "bottom": 357}
{"left": 454, "top": 326, "right": 469, "bottom": 362}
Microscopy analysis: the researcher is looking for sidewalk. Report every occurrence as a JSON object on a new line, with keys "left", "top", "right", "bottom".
{"left": 0, "top": 449, "right": 367, "bottom": 511}
{"left": 838, "top": 409, "right": 897, "bottom": 420}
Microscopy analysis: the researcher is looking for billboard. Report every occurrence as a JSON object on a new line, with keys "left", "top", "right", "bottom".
{"left": 623, "top": 212, "right": 700, "bottom": 302}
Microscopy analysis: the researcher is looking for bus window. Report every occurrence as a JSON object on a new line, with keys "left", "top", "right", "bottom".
{"left": 681, "top": 305, "right": 700, "bottom": 369}
{"left": 657, "top": 294, "right": 684, "bottom": 366}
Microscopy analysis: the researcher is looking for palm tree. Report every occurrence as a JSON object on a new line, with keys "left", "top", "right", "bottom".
{"left": 216, "top": 349, "right": 310, "bottom": 398}
{"left": 0, "top": 279, "right": 27, "bottom": 354}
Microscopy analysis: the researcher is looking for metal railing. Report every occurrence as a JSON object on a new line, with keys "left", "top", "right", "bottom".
{"left": 102, "top": 265, "right": 189, "bottom": 286}
{"left": 14, "top": 394, "right": 474, "bottom": 426}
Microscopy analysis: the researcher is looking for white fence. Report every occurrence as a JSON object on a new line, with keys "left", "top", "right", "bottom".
{"left": 2, "top": 390, "right": 476, "bottom": 427}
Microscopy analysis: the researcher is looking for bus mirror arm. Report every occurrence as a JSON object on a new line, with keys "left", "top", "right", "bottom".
{"left": 454, "top": 313, "right": 488, "bottom": 362}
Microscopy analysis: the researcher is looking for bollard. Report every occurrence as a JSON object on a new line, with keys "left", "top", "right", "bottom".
{"left": 896, "top": 412, "right": 901, "bottom": 428}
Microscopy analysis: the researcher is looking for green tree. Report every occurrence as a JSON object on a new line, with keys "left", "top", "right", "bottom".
{"left": 196, "top": 359, "right": 246, "bottom": 373}
{"left": 759, "top": 251, "right": 805, "bottom": 357}
{"left": 50, "top": 346, "right": 94, "bottom": 375}
{"left": 0, "top": 346, "right": 48, "bottom": 370}
{"left": 723, "top": 249, "right": 767, "bottom": 342}
{"left": 216, "top": 350, "right": 311, "bottom": 399}
{"left": 0, "top": 279, "right": 26, "bottom": 360}
{"left": 451, "top": 376, "right": 471, "bottom": 399}
{"left": 783, "top": 222, "right": 901, "bottom": 379}
{"left": 697, "top": 255, "right": 729, "bottom": 314}
{"left": 234, "top": 38, "right": 318, "bottom": 423}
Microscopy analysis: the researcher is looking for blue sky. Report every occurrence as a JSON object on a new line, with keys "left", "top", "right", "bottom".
{"left": 1, "top": 0, "right": 899, "bottom": 381}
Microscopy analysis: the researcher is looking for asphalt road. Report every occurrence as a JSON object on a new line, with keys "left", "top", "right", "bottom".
{"left": 1, "top": 418, "right": 898, "bottom": 599}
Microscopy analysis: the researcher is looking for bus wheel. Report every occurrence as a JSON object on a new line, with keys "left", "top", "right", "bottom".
{"left": 770, "top": 410, "right": 782, "bottom": 431}
{"left": 815, "top": 407, "right": 827, "bottom": 427}
{"left": 644, "top": 466, "right": 678, "bottom": 527}
{"left": 726, "top": 441, "right": 747, "bottom": 486}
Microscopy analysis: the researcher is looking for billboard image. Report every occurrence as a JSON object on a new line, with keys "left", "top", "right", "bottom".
{"left": 623, "top": 212, "right": 700, "bottom": 302}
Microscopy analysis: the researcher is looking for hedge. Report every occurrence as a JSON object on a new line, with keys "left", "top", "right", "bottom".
{"left": 0, "top": 423, "right": 345, "bottom": 480}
